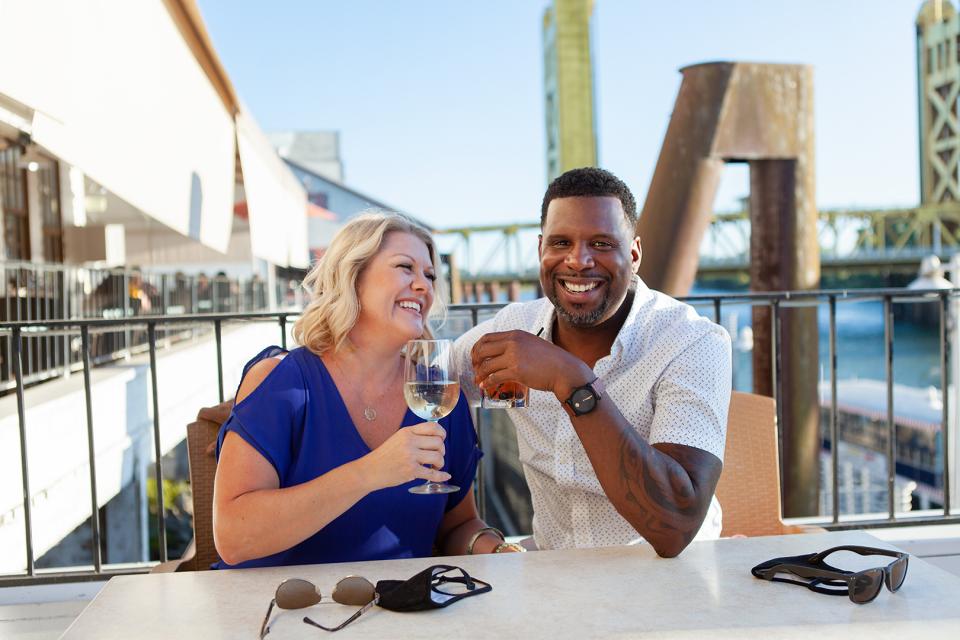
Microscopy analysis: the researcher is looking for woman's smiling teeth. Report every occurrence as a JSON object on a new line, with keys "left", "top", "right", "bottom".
{"left": 561, "top": 280, "right": 600, "bottom": 293}
{"left": 398, "top": 300, "right": 422, "bottom": 313}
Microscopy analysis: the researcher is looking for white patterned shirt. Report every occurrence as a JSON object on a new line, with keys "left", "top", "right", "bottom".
{"left": 453, "top": 277, "right": 732, "bottom": 550}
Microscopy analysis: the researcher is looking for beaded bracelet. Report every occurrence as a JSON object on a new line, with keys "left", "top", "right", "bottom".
{"left": 466, "top": 526, "right": 505, "bottom": 555}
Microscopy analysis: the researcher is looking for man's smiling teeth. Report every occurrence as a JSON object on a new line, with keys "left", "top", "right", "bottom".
{"left": 398, "top": 300, "right": 421, "bottom": 312}
{"left": 561, "top": 281, "right": 599, "bottom": 293}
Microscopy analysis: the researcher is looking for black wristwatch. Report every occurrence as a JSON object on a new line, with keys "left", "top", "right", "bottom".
{"left": 564, "top": 377, "right": 604, "bottom": 416}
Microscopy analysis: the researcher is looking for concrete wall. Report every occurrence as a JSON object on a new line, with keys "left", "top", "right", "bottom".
{"left": 0, "top": 321, "right": 289, "bottom": 573}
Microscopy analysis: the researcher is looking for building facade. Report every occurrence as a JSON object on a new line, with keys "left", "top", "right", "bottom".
{"left": 0, "top": 0, "right": 308, "bottom": 277}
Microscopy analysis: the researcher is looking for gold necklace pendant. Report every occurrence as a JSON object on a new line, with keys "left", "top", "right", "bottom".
{"left": 329, "top": 353, "right": 399, "bottom": 424}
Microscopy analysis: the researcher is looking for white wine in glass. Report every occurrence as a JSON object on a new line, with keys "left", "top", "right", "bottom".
{"left": 403, "top": 339, "right": 460, "bottom": 495}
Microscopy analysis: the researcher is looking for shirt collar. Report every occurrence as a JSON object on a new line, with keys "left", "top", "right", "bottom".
{"left": 537, "top": 274, "right": 652, "bottom": 361}
{"left": 610, "top": 275, "right": 651, "bottom": 360}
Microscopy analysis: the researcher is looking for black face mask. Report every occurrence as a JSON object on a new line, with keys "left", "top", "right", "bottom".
{"left": 375, "top": 564, "right": 492, "bottom": 612}
{"left": 303, "top": 565, "right": 491, "bottom": 632}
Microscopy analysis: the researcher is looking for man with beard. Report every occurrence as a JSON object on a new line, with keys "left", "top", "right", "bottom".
{"left": 453, "top": 167, "right": 731, "bottom": 558}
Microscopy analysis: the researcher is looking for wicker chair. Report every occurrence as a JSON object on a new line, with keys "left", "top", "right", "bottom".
{"left": 152, "top": 400, "right": 232, "bottom": 572}
{"left": 715, "top": 391, "right": 824, "bottom": 537}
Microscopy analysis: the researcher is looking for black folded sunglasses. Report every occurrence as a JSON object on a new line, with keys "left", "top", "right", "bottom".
{"left": 752, "top": 544, "right": 909, "bottom": 604}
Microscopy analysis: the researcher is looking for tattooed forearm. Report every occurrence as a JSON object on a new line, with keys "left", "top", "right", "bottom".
{"left": 617, "top": 427, "right": 722, "bottom": 557}
{"left": 561, "top": 382, "right": 723, "bottom": 557}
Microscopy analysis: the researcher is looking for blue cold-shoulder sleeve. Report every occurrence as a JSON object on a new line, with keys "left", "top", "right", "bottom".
{"left": 216, "top": 346, "right": 307, "bottom": 480}
{"left": 442, "top": 392, "right": 483, "bottom": 512}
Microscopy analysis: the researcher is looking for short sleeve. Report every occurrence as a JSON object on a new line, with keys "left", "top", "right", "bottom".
{"left": 216, "top": 351, "right": 308, "bottom": 480}
{"left": 647, "top": 326, "right": 732, "bottom": 461}
{"left": 441, "top": 392, "right": 483, "bottom": 511}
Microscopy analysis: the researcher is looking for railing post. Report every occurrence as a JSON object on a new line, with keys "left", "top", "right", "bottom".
{"left": 12, "top": 327, "right": 35, "bottom": 576}
{"left": 770, "top": 299, "right": 783, "bottom": 494}
{"left": 884, "top": 295, "right": 896, "bottom": 520}
{"left": 61, "top": 268, "right": 70, "bottom": 377}
{"left": 941, "top": 292, "right": 951, "bottom": 516}
{"left": 474, "top": 403, "right": 487, "bottom": 523}
{"left": 81, "top": 325, "right": 103, "bottom": 572}
{"left": 147, "top": 322, "right": 168, "bottom": 563}
{"left": 467, "top": 307, "right": 486, "bottom": 521}
{"left": 215, "top": 319, "right": 224, "bottom": 403}
{"left": 829, "top": 295, "right": 839, "bottom": 524}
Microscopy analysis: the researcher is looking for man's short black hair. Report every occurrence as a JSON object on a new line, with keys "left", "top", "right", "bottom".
{"left": 540, "top": 167, "right": 638, "bottom": 228}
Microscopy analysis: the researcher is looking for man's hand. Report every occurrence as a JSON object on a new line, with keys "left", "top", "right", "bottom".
{"left": 470, "top": 330, "right": 593, "bottom": 399}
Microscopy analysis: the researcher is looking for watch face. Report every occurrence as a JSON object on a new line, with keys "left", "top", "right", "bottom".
{"left": 569, "top": 387, "right": 596, "bottom": 414}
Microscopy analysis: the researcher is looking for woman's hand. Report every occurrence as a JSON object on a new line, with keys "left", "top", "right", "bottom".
{"left": 360, "top": 422, "right": 451, "bottom": 490}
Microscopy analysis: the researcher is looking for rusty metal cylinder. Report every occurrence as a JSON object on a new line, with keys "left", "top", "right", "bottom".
{"left": 749, "top": 159, "right": 821, "bottom": 518}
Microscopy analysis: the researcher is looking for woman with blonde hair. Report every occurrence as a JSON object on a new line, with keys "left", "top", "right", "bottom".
{"left": 212, "top": 212, "right": 518, "bottom": 567}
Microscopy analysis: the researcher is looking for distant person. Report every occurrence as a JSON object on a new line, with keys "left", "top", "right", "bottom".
{"left": 213, "top": 212, "right": 518, "bottom": 569}
{"left": 248, "top": 273, "right": 267, "bottom": 310}
{"left": 196, "top": 272, "right": 212, "bottom": 313}
{"left": 213, "top": 271, "right": 233, "bottom": 312}
{"left": 171, "top": 271, "right": 189, "bottom": 314}
{"left": 127, "top": 268, "right": 157, "bottom": 315}
{"left": 454, "top": 167, "right": 732, "bottom": 557}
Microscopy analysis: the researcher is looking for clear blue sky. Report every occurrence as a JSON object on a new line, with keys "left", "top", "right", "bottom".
{"left": 196, "top": 0, "right": 921, "bottom": 229}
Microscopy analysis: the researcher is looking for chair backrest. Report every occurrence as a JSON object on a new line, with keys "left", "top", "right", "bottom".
{"left": 184, "top": 400, "right": 233, "bottom": 571}
{"left": 714, "top": 391, "right": 785, "bottom": 537}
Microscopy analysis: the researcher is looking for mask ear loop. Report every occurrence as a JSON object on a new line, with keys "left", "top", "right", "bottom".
{"left": 431, "top": 575, "right": 492, "bottom": 601}
{"left": 432, "top": 565, "right": 477, "bottom": 591}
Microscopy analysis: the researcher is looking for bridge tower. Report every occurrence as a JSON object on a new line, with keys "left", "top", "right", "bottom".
{"left": 917, "top": 0, "right": 960, "bottom": 204}
{"left": 542, "top": 0, "right": 597, "bottom": 183}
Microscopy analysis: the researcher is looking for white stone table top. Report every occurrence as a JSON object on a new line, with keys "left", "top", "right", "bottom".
{"left": 61, "top": 531, "right": 960, "bottom": 639}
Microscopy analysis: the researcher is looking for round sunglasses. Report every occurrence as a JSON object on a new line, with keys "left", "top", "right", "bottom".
{"left": 260, "top": 576, "right": 376, "bottom": 638}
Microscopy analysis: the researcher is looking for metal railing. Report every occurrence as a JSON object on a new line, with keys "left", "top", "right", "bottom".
{"left": 1, "top": 287, "right": 958, "bottom": 586}
{"left": 0, "top": 261, "right": 302, "bottom": 392}
{"left": 678, "top": 287, "right": 956, "bottom": 529}
{"left": 1, "top": 310, "right": 295, "bottom": 586}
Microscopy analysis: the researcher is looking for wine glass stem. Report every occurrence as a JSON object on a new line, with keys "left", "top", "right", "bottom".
{"left": 428, "top": 418, "right": 442, "bottom": 476}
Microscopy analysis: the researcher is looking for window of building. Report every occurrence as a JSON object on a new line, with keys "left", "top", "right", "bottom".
{"left": 37, "top": 161, "right": 63, "bottom": 262}
{"left": 0, "top": 145, "right": 30, "bottom": 261}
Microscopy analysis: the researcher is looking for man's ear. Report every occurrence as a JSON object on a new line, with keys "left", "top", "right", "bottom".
{"left": 538, "top": 234, "right": 543, "bottom": 257}
{"left": 631, "top": 237, "right": 642, "bottom": 271}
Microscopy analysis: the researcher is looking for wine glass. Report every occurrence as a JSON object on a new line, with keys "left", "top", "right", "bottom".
{"left": 403, "top": 339, "right": 461, "bottom": 495}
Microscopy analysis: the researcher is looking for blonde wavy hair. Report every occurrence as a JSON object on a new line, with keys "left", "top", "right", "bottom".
{"left": 293, "top": 211, "right": 446, "bottom": 355}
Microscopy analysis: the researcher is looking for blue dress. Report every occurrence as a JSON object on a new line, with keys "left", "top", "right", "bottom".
{"left": 214, "top": 345, "right": 482, "bottom": 568}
